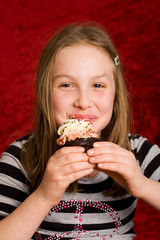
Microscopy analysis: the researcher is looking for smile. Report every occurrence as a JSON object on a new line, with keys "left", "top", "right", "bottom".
{"left": 69, "top": 114, "right": 97, "bottom": 122}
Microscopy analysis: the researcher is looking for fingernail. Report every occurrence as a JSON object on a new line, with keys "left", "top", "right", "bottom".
{"left": 89, "top": 157, "right": 95, "bottom": 162}
{"left": 98, "top": 163, "right": 103, "bottom": 167}
{"left": 93, "top": 142, "right": 99, "bottom": 147}
{"left": 87, "top": 149, "right": 94, "bottom": 155}
{"left": 79, "top": 147, "right": 85, "bottom": 151}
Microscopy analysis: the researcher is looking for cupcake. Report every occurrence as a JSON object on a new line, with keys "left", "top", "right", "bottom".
{"left": 57, "top": 118, "right": 99, "bottom": 152}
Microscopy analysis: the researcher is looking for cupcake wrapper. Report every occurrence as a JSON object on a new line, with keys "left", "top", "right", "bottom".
{"left": 57, "top": 137, "right": 100, "bottom": 152}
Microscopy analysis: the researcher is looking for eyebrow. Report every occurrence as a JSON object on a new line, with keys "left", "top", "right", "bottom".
{"left": 53, "top": 73, "right": 112, "bottom": 81}
{"left": 53, "top": 74, "right": 74, "bottom": 80}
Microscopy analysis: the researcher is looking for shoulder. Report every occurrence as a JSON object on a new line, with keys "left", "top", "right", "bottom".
{"left": 129, "top": 134, "right": 160, "bottom": 181}
{"left": 0, "top": 135, "right": 31, "bottom": 219}
{"left": 0, "top": 134, "right": 32, "bottom": 178}
{"left": 129, "top": 134, "right": 160, "bottom": 156}
{"left": 2, "top": 134, "right": 31, "bottom": 157}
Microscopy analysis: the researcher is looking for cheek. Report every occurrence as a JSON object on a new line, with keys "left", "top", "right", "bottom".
{"left": 52, "top": 92, "right": 65, "bottom": 110}
{"left": 94, "top": 93, "right": 115, "bottom": 134}
{"left": 96, "top": 92, "right": 114, "bottom": 114}
{"left": 52, "top": 91, "right": 72, "bottom": 125}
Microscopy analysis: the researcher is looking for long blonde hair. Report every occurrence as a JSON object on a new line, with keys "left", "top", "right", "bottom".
{"left": 21, "top": 22, "right": 132, "bottom": 195}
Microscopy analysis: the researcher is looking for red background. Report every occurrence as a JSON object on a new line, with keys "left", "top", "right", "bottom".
{"left": 0, "top": 0, "right": 160, "bottom": 238}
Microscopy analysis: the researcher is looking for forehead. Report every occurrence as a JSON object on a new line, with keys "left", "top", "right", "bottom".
{"left": 53, "top": 44, "right": 115, "bottom": 74}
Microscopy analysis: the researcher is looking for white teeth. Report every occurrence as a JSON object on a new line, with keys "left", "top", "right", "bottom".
{"left": 69, "top": 115, "right": 94, "bottom": 119}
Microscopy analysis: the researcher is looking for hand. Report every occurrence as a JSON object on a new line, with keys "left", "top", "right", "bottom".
{"left": 87, "top": 141, "right": 147, "bottom": 198}
{"left": 37, "top": 146, "right": 95, "bottom": 207}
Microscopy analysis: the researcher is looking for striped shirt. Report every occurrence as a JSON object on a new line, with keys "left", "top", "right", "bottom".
{"left": 0, "top": 134, "right": 160, "bottom": 239}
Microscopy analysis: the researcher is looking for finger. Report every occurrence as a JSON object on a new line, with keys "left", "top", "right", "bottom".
{"left": 87, "top": 143, "right": 132, "bottom": 158}
{"left": 88, "top": 153, "right": 129, "bottom": 165}
{"left": 62, "top": 161, "right": 96, "bottom": 175}
{"left": 97, "top": 161, "right": 137, "bottom": 180}
{"left": 55, "top": 146, "right": 85, "bottom": 157}
{"left": 63, "top": 152, "right": 90, "bottom": 166}
{"left": 97, "top": 162, "right": 125, "bottom": 173}
{"left": 66, "top": 168, "right": 95, "bottom": 183}
{"left": 50, "top": 148, "right": 87, "bottom": 166}
{"left": 52, "top": 153, "right": 89, "bottom": 168}
{"left": 93, "top": 141, "right": 119, "bottom": 148}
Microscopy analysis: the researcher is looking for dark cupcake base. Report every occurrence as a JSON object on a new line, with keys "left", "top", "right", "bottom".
{"left": 58, "top": 137, "right": 100, "bottom": 152}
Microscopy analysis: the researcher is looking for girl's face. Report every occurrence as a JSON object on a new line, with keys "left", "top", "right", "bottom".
{"left": 52, "top": 44, "right": 115, "bottom": 137}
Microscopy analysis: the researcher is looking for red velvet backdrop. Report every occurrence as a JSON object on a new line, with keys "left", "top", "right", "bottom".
{"left": 0, "top": 0, "right": 160, "bottom": 239}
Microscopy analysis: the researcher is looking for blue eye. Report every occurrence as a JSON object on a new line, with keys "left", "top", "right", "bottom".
{"left": 93, "top": 83, "right": 104, "bottom": 88}
{"left": 60, "top": 83, "right": 72, "bottom": 88}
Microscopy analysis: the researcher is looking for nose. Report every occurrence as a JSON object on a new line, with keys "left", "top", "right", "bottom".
{"left": 73, "top": 89, "right": 92, "bottom": 110}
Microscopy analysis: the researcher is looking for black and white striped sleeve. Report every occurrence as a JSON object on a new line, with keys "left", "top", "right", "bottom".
{"left": 129, "top": 134, "right": 160, "bottom": 182}
{"left": 0, "top": 138, "right": 30, "bottom": 220}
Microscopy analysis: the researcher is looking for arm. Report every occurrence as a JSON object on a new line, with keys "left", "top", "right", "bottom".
{"left": 0, "top": 189, "right": 53, "bottom": 240}
{"left": 87, "top": 141, "right": 160, "bottom": 210}
{"left": 0, "top": 146, "right": 95, "bottom": 240}
{"left": 139, "top": 177, "right": 160, "bottom": 210}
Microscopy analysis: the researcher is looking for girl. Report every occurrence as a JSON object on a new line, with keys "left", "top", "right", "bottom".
{"left": 0, "top": 22, "right": 160, "bottom": 240}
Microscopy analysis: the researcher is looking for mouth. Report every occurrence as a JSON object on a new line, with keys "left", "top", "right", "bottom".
{"left": 69, "top": 114, "right": 97, "bottom": 122}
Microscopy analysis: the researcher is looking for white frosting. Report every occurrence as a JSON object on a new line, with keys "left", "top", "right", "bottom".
{"left": 57, "top": 119, "right": 92, "bottom": 136}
